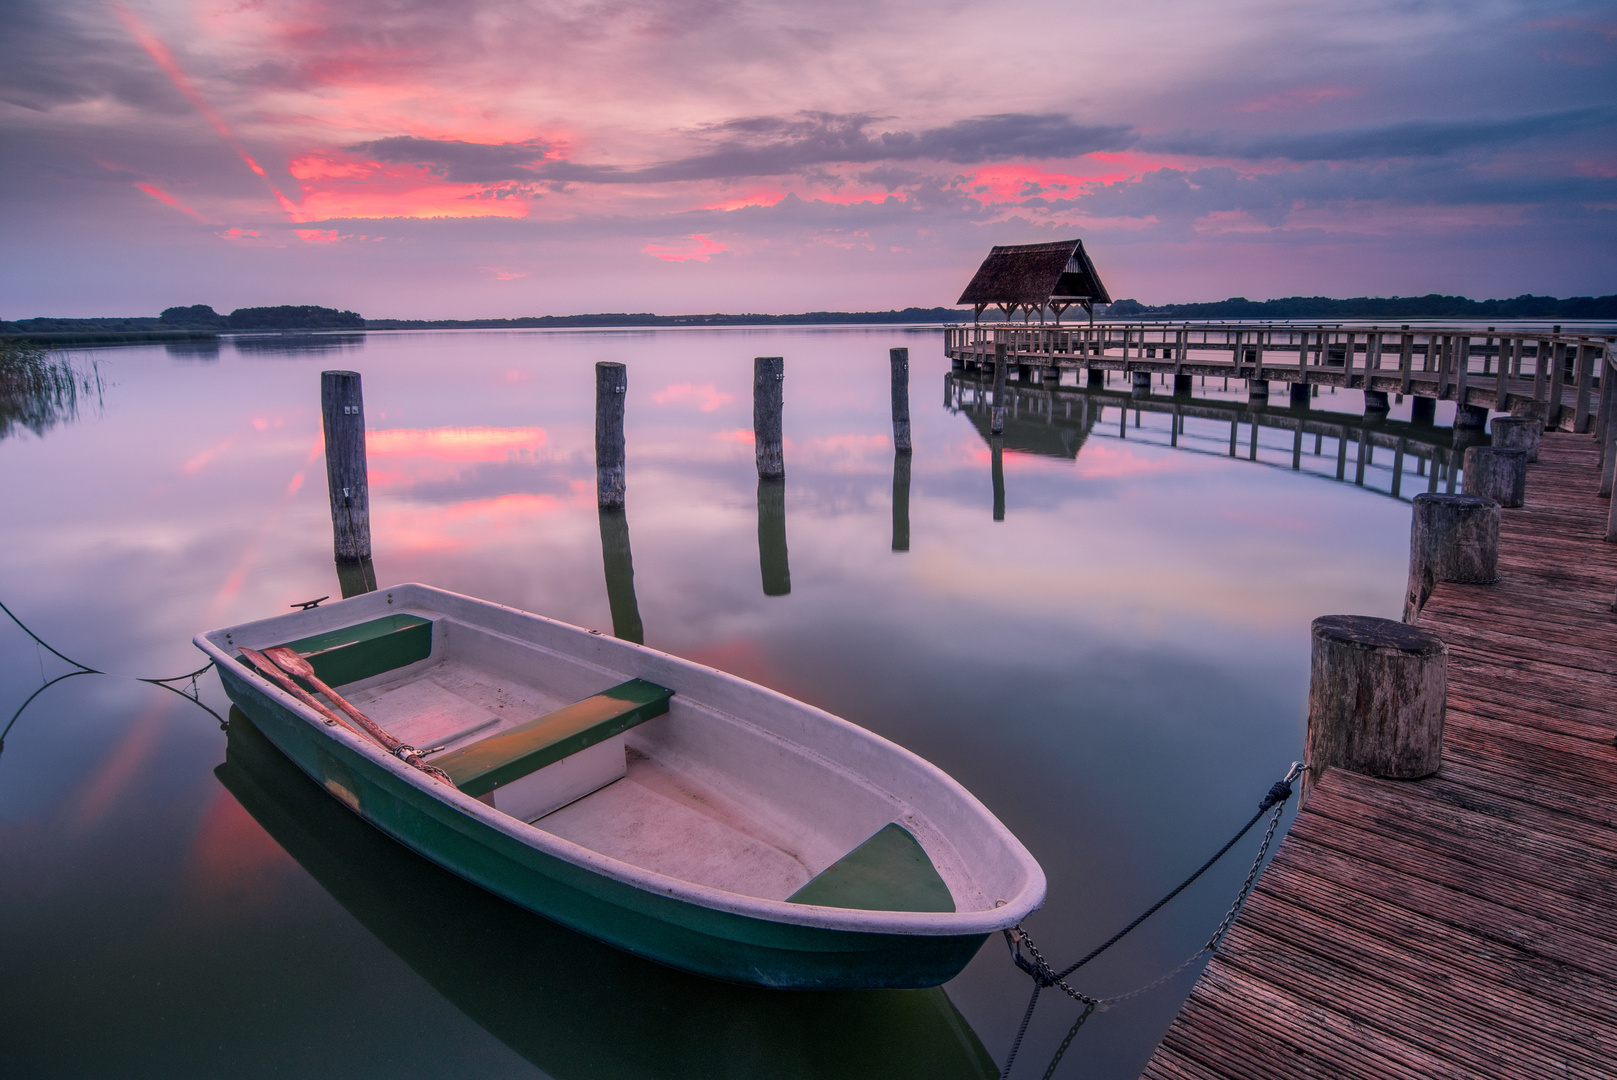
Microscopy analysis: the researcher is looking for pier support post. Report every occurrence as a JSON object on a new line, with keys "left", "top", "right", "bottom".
{"left": 1249, "top": 379, "right": 1270, "bottom": 404}
{"left": 321, "top": 370, "right": 371, "bottom": 565}
{"left": 595, "top": 361, "right": 627, "bottom": 509}
{"left": 1456, "top": 403, "right": 1489, "bottom": 429}
{"left": 754, "top": 356, "right": 785, "bottom": 479}
{"left": 1410, "top": 396, "right": 1437, "bottom": 425}
{"left": 990, "top": 344, "right": 1008, "bottom": 435}
{"left": 889, "top": 347, "right": 912, "bottom": 454}
{"left": 1462, "top": 446, "right": 1527, "bottom": 508}
{"left": 1404, "top": 493, "right": 1500, "bottom": 621}
{"left": 1131, "top": 370, "right": 1151, "bottom": 397}
{"left": 1289, "top": 382, "right": 1311, "bottom": 409}
{"left": 1173, "top": 372, "right": 1194, "bottom": 397}
{"left": 1086, "top": 367, "right": 1104, "bottom": 388}
{"left": 1364, "top": 389, "right": 1391, "bottom": 415}
{"left": 1489, "top": 416, "right": 1541, "bottom": 463}
{"left": 1307, "top": 615, "right": 1446, "bottom": 791}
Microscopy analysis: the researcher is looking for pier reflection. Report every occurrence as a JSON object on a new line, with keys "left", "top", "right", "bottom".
{"left": 946, "top": 371, "right": 1478, "bottom": 501}
{"left": 216, "top": 711, "right": 996, "bottom": 1080}
{"left": 757, "top": 478, "right": 791, "bottom": 596}
{"left": 599, "top": 508, "right": 645, "bottom": 644}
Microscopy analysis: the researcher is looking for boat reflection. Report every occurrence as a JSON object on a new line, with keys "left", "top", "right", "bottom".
{"left": 215, "top": 710, "right": 996, "bottom": 1080}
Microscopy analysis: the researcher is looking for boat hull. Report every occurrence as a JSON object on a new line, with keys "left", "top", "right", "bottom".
{"left": 217, "top": 658, "right": 991, "bottom": 988}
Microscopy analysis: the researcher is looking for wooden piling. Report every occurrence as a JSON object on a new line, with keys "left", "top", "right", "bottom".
{"left": 1455, "top": 403, "right": 1489, "bottom": 429}
{"left": 892, "top": 452, "right": 911, "bottom": 552}
{"left": 321, "top": 370, "right": 371, "bottom": 564}
{"left": 889, "top": 347, "right": 912, "bottom": 454}
{"left": 1173, "top": 372, "right": 1194, "bottom": 397}
{"left": 1490, "top": 416, "right": 1542, "bottom": 463}
{"left": 1363, "top": 389, "right": 1390, "bottom": 414}
{"left": 757, "top": 478, "right": 790, "bottom": 596}
{"left": 1289, "top": 382, "right": 1311, "bottom": 409}
{"left": 1249, "top": 378, "right": 1270, "bottom": 404}
{"left": 1087, "top": 367, "right": 1105, "bottom": 388}
{"left": 990, "top": 343, "right": 1008, "bottom": 436}
{"left": 1409, "top": 396, "right": 1436, "bottom": 425}
{"left": 1403, "top": 493, "right": 1500, "bottom": 621}
{"left": 754, "top": 356, "right": 785, "bottom": 479}
{"left": 1307, "top": 615, "right": 1446, "bottom": 786}
{"left": 595, "top": 361, "right": 627, "bottom": 510}
{"left": 1131, "top": 370, "right": 1151, "bottom": 396}
{"left": 1462, "top": 446, "right": 1527, "bottom": 508}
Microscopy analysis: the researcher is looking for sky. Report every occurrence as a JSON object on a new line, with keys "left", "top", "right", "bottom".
{"left": 2, "top": 0, "right": 1614, "bottom": 318}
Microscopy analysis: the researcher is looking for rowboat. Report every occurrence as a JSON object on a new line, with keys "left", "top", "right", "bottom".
{"left": 196, "top": 583, "right": 1045, "bottom": 988}
{"left": 217, "top": 708, "right": 999, "bottom": 1079}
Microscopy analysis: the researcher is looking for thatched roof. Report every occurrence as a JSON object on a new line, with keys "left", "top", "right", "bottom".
{"left": 956, "top": 239, "right": 1111, "bottom": 321}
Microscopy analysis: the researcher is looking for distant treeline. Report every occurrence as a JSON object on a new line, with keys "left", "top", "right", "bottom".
{"left": 364, "top": 307, "right": 962, "bottom": 329}
{"left": 1104, "top": 294, "right": 1617, "bottom": 321}
{"left": 0, "top": 304, "right": 364, "bottom": 343}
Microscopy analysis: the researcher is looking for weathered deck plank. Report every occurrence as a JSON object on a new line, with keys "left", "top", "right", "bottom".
{"left": 1139, "top": 432, "right": 1617, "bottom": 1080}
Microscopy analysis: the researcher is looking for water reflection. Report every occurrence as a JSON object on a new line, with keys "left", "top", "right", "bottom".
{"left": 946, "top": 372, "right": 1479, "bottom": 500}
{"left": 163, "top": 339, "right": 222, "bottom": 362}
{"left": 892, "top": 453, "right": 911, "bottom": 552}
{"left": 335, "top": 558, "right": 379, "bottom": 599}
{"left": 991, "top": 437, "right": 1005, "bottom": 522}
{"left": 0, "top": 346, "right": 98, "bottom": 441}
{"left": 758, "top": 478, "right": 791, "bottom": 596}
{"left": 599, "top": 508, "right": 645, "bottom": 643}
{"left": 216, "top": 709, "right": 996, "bottom": 1080}
{"left": 232, "top": 333, "right": 368, "bottom": 357}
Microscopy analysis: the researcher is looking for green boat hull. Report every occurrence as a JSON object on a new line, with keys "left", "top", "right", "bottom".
{"left": 218, "top": 661, "right": 991, "bottom": 989}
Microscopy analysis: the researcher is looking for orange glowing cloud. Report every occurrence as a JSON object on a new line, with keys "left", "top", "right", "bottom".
{"left": 652, "top": 382, "right": 733, "bottom": 412}
{"left": 366, "top": 426, "right": 547, "bottom": 461}
{"left": 287, "top": 153, "right": 531, "bottom": 220}
{"left": 643, "top": 234, "right": 727, "bottom": 262}
{"left": 134, "top": 181, "right": 207, "bottom": 220}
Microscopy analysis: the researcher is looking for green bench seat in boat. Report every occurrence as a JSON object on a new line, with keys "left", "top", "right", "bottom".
{"left": 787, "top": 823, "right": 955, "bottom": 913}
{"left": 258, "top": 614, "right": 435, "bottom": 688}
{"left": 434, "top": 678, "right": 674, "bottom": 799}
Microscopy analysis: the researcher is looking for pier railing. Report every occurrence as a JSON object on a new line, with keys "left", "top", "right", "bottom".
{"left": 944, "top": 323, "right": 1614, "bottom": 432}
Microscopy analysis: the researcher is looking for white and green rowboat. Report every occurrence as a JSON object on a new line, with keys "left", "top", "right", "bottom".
{"left": 197, "top": 584, "right": 1045, "bottom": 989}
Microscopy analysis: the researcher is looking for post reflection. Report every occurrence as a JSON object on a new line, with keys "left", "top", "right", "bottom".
{"left": 215, "top": 711, "right": 997, "bottom": 1080}
{"left": 334, "top": 557, "right": 378, "bottom": 598}
{"left": 991, "top": 436, "right": 1005, "bottom": 522}
{"left": 757, "top": 478, "right": 791, "bottom": 597}
{"left": 598, "top": 508, "right": 645, "bottom": 644}
{"left": 892, "top": 452, "right": 911, "bottom": 552}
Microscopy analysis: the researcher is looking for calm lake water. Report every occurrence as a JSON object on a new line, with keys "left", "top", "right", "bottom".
{"left": 1, "top": 327, "right": 1430, "bottom": 1079}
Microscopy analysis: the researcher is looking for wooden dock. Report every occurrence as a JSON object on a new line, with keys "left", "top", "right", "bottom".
{"left": 945, "top": 324, "right": 1614, "bottom": 430}
{"left": 1139, "top": 431, "right": 1617, "bottom": 1080}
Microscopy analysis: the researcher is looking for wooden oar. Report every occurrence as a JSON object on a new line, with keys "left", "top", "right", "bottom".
{"left": 242, "top": 646, "right": 456, "bottom": 788}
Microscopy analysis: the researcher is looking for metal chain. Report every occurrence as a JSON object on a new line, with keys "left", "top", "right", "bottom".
{"left": 1001, "top": 762, "right": 1302, "bottom": 1079}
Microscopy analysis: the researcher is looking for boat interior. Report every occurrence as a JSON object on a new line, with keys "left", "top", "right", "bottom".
{"left": 248, "top": 609, "right": 1003, "bottom": 916}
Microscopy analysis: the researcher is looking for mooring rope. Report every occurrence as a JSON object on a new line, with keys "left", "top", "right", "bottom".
{"left": 1000, "top": 760, "right": 1304, "bottom": 1080}
{"left": 0, "top": 598, "right": 224, "bottom": 754}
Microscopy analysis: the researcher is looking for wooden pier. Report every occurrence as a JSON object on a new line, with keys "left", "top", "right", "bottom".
{"left": 946, "top": 324, "right": 1614, "bottom": 431}
{"left": 1139, "top": 431, "right": 1617, "bottom": 1080}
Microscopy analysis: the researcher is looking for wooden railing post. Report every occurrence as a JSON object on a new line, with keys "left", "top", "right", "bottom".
{"left": 1574, "top": 339, "right": 1595, "bottom": 433}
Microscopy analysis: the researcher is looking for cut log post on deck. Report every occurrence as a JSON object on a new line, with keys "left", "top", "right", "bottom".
{"left": 890, "top": 347, "right": 912, "bottom": 454}
{"left": 1490, "top": 416, "right": 1542, "bottom": 463}
{"left": 754, "top": 356, "right": 785, "bottom": 479}
{"left": 595, "top": 361, "right": 627, "bottom": 510}
{"left": 1410, "top": 395, "right": 1436, "bottom": 425}
{"left": 321, "top": 370, "right": 371, "bottom": 564}
{"left": 1455, "top": 403, "right": 1489, "bottom": 429}
{"left": 1363, "top": 389, "right": 1390, "bottom": 415}
{"left": 1306, "top": 615, "right": 1446, "bottom": 790}
{"left": 1403, "top": 493, "right": 1500, "bottom": 622}
{"left": 1462, "top": 446, "right": 1527, "bottom": 508}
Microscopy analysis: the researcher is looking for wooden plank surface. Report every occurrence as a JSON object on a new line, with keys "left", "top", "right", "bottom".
{"left": 1139, "top": 432, "right": 1617, "bottom": 1080}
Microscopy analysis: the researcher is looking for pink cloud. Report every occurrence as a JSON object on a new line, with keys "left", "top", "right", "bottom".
{"left": 714, "top": 428, "right": 755, "bottom": 444}
{"left": 134, "top": 181, "right": 207, "bottom": 221}
{"left": 643, "top": 234, "right": 728, "bottom": 262}
{"left": 652, "top": 382, "right": 734, "bottom": 411}
{"left": 294, "top": 228, "right": 346, "bottom": 243}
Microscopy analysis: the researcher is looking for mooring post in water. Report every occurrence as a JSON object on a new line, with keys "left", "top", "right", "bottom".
{"left": 1086, "top": 366, "right": 1104, "bottom": 388}
{"left": 990, "top": 343, "right": 1007, "bottom": 436}
{"left": 1289, "top": 381, "right": 1311, "bottom": 409}
{"left": 892, "top": 451, "right": 911, "bottom": 552}
{"left": 598, "top": 508, "right": 644, "bottom": 644}
{"left": 1404, "top": 493, "right": 1500, "bottom": 622}
{"left": 754, "top": 356, "right": 785, "bottom": 479}
{"left": 890, "top": 347, "right": 912, "bottom": 454}
{"left": 321, "top": 370, "right": 371, "bottom": 564}
{"left": 1248, "top": 378, "right": 1270, "bottom": 405}
{"left": 1363, "top": 389, "right": 1391, "bottom": 415}
{"left": 1307, "top": 615, "right": 1446, "bottom": 797}
{"left": 1490, "top": 416, "right": 1542, "bottom": 463}
{"left": 596, "top": 361, "right": 627, "bottom": 510}
{"left": 757, "top": 478, "right": 790, "bottom": 596}
{"left": 1462, "top": 446, "right": 1527, "bottom": 508}
{"left": 1410, "top": 395, "right": 1437, "bottom": 425}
